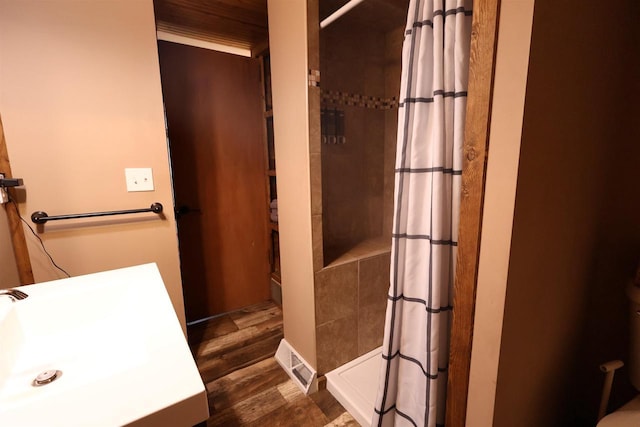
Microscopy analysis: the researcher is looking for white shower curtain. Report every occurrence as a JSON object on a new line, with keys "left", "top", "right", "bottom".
{"left": 373, "top": 0, "right": 472, "bottom": 426}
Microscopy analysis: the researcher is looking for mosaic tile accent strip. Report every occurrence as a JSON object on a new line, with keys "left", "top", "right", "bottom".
{"left": 321, "top": 90, "right": 398, "bottom": 110}
{"left": 308, "top": 69, "right": 320, "bottom": 87}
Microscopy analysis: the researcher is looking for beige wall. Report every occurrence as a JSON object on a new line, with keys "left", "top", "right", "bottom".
{"left": 492, "top": 0, "right": 637, "bottom": 425}
{"left": 0, "top": 0, "right": 185, "bottom": 329}
{"left": 267, "top": 0, "right": 317, "bottom": 367}
{"left": 569, "top": 1, "right": 640, "bottom": 419}
{"left": 466, "top": 0, "right": 535, "bottom": 425}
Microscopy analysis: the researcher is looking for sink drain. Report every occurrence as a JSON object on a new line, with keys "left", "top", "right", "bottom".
{"left": 32, "top": 370, "right": 62, "bottom": 387}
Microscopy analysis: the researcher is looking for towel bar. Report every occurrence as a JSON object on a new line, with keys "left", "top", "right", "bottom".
{"left": 31, "top": 203, "right": 163, "bottom": 224}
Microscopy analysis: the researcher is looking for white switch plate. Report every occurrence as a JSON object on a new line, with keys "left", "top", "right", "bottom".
{"left": 125, "top": 168, "right": 154, "bottom": 192}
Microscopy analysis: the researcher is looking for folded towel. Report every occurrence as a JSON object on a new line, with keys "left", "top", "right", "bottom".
{"left": 270, "top": 199, "right": 278, "bottom": 209}
{"left": 270, "top": 211, "right": 278, "bottom": 223}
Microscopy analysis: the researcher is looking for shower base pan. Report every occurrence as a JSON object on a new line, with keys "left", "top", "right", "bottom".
{"left": 326, "top": 347, "right": 382, "bottom": 427}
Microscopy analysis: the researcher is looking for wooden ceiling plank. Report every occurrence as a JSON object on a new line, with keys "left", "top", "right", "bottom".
{"left": 155, "top": 0, "right": 267, "bottom": 29}
{"left": 154, "top": 0, "right": 268, "bottom": 50}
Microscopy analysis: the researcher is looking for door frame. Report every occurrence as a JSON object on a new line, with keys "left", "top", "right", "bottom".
{"left": 445, "top": 1, "right": 501, "bottom": 426}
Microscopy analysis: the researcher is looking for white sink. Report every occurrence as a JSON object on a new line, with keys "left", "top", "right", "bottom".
{"left": 0, "top": 263, "right": 208, "bottom": 427}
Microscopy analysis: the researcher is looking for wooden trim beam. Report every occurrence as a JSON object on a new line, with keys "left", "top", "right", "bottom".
{"left": 0, "top": 115, "right": 34, "bottom": 285}
{"left": 446, "top": 0, "right": 501, "bottom": 425}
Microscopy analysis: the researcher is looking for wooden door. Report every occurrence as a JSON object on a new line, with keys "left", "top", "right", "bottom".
{"left": 158, "top": 41, "right": 269, "bottom": 322}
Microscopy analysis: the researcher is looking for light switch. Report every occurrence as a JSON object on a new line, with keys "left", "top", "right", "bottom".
{"left": 125, "top": 168, "right": 154, "bottom": 192}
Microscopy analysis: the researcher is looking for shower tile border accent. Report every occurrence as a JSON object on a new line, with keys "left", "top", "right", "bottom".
{"left": 309, "top": 69, "right": 321, "bottom": 87}
{"left": 321, "top": 89, "right": 398, "bottom": 110}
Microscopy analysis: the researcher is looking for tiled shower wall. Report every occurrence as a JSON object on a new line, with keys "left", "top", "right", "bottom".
{"left": 315, "top": 252, "right": 390, "bottom": 374}
{"left": 312, "top": 21, "right": 404, "bottom": 374}
{"left": 384, "top": 26, "right": 403, "bottom": 237}
{"left": 320, "top": 22, "right": 387, "bottom": 263}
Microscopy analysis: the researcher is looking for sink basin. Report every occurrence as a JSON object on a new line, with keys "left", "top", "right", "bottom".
{"left": 0, "top": 263, "right": 208, "bottom": 426}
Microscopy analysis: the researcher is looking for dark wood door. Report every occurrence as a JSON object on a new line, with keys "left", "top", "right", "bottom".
{"left": 158, "top": 41, "right": 269, "bottom": 322}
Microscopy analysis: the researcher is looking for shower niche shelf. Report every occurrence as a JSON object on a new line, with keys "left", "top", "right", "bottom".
{"left": 324, "top": 236, "right": 391, "bottom": 268}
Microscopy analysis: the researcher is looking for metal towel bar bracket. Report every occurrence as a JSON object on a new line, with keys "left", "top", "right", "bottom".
{"left": 31, "top": 203, "right": 163, "bottom": 224}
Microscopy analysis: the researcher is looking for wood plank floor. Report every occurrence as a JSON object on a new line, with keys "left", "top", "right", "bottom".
{"left": 188, "top": 301, "right": 361, "bottom": 427}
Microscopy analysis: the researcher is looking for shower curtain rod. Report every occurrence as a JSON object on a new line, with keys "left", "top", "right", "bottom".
{"left": 320, "top": 0, "right": 366, "bottom": 29}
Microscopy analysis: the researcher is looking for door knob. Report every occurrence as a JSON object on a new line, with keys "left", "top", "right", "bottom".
{"left": 174, "top": 205, "right": 202, "bottom": 219}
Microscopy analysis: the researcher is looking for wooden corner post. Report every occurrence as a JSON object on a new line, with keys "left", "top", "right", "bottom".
{"left": 0, "top": 115, "right": 35, "bottom": 285}
{"left": 445, "top": 0, "right": 501, "bottom": 425}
